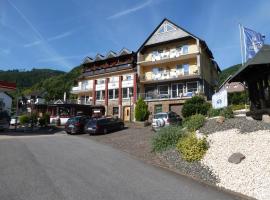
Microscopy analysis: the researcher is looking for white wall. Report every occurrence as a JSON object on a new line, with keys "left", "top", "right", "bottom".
{"left": 0, "top": 92, "right": 12, "bottom": 115}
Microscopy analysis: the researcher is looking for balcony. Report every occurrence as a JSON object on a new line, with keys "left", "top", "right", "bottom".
{"left": 139, "top": 90, "right": 198, "bottom": 101}
{"left": 138, "top": 48, "right": 199, "bottom": 66}
{"left": 70, "top": 85, "right": 92, "bottom": 94}
{"left": 140, "top": 70, "right": 199, "bottom": 83}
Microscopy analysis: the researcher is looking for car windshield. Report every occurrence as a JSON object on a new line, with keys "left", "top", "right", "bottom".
{"left": 154, "top": 114, "right": 167, "bottom": 119}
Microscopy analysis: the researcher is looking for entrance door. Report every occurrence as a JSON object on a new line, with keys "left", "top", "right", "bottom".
{"left": 124, "top": 106, "right": 130, "bottom": 121}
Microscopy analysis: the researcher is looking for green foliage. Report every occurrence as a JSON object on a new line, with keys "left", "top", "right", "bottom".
{"left": 38, "top": 112, "right": 50, "bottom": 127}
{"left": 38, "top": 118, "right": 46, "bottom": 127}
{"left": 218, "top": 64, "right": 241, "bottom": 86}
{"left": 230, "top": 104, "right": 246, "bottom": 111}
{"left": 19, "top": 115, "right": 30, "bottom": 125}
{"left": 220, "top": 107, "right": 234, "bottom": 119}
{"left": 0, "top": 69, "right": 64, "bottom": 91}
{"left": 135, "top": 97, "right": 149, "bottom": 121}
{"left": 177, "top": 133, "right": 208, "bottom": 162}
{"left": 207, "top": 108, "right": 222, "bottom": 117}
{"left": 228, "top": 92, "right": 248, "bottom": 105}
{"left": 152, "top": 126, "right": 185, "bottom": 152}
{"left": 30, "top": 112, "right": 38, "bottom": 125}
{"left": 182, "top": 96, "right": 211, "bottom": 118}
{"left": 183, "top": 114, "right": 205, "bottom": 131}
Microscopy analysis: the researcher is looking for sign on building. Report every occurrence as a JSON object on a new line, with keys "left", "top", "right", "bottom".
{"left": 212, "top": 89, "right": 228, "bottom": 109}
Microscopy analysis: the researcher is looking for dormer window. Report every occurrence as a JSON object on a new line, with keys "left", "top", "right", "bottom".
{"left": 156, "top": 22, "right": 177, "bottom": 34}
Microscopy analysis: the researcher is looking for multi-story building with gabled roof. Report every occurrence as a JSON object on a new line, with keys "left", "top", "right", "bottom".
{"left": 71, "top": 18, "right": 220, "bottom": 120}
{"left": 137, "top": 18, "right": 220, "bottom": 116}
{"left": 71, "top": 48, "right": 137, "bottom": 121}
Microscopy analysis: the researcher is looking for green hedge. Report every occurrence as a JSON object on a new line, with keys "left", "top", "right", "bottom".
{"left": 152, "top": 126, "right": 185, "bottom": 152}
{"left": 19, "top": 115, "right": 30, "bottom": 125}
{"left": 135, "top": 97, "right": 149, "bottom": 121}
{"left": 183, "top": 114, "right": 205, "bottom": 131}
{"left": 177, "top": 133, "right": 208, "bottom": 162}
{"left": 182, "top": 96, "right": 211, "bottom": 118}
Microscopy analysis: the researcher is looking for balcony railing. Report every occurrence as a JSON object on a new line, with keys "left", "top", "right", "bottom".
{"left": 71, "top": 85, "right": 92, "bottom": 94}
{"left": 141, "top": 70, "right": 198, "bottom": 82}
{"left": 139, "top": 90, "right": 198, "bottom": 101}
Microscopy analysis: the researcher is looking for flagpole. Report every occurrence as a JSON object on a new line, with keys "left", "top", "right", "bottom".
{"left": 239, "top": 23, "right": 244, "bottom": 66}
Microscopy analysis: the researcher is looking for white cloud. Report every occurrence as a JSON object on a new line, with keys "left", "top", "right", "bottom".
{"left": 47, "top": 31, "right": 73, "bottom": 42}
{"left": 107, "top": 0, "right": 153, "bottom": 20}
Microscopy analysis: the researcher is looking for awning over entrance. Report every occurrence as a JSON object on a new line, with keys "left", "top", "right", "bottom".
{"left": 0, "top": 81, "right": 16, "bottom": 92}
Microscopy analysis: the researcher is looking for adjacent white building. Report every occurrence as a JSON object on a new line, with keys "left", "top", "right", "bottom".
{"left": 0, "top": 92, "right": 12, "bottom": 115}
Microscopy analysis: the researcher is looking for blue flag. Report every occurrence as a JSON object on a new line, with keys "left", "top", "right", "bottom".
{"left": 243, "top": 27, "right": 265, "bottom": 61}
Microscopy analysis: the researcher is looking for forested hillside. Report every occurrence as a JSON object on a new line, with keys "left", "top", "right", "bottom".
{"left": 218, "top": 64, "right": 241, "bottom": 86}
{"left": 0, "top": 69, "right": 65, "bottom": 90}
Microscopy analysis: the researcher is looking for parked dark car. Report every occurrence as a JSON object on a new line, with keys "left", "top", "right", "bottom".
{"left": 65, "top": 116, "right": 90, "bottom": 134}
{"left": 84, "top": 117, "right": 124, "bottom": 135}
{"left": 0, "top": 111, "right": 10, "bottom": 131}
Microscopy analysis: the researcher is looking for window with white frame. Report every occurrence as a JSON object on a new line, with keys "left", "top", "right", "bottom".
{"left": 96, "top": 90, "right": 105, "bottom": 100}
{"left": 182, "top": 45, "right": 189, "bottom": 54}
{"left": 156, "top": 22, "right": 176, "bottom": 34}
{"left": 109, "top": 89, "right": 114, "bottom": 99}
{"left": 171, "top": 83, "right": 184, "bottom": 98}
{"left": 122, "top": 87, "right": 133, "bottom": 99}
{"left": 158, "top": 85, "right": 169, "bottom": 95}
{"left": 81, "top": 80, "right": 88, "bottom": 90}
{"left": 97, "top": 79, "right": 105, "bottom": 84}
{"left": 183, "top": 64, "right": 189, "bottom": 75}
{"left": 109, "top": 89, "right": 118, "bottom": 99}
{"left": 187, "top": 82, "right": 198, "bottom": 93}
{"left": 176, "top": 64, "right": 183, "bottom": 74}
{"left": 110, "top": 77, "right": 117, "bottom": 83}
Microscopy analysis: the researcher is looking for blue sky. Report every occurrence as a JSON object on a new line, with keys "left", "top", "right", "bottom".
{"left": 0, "top": 0, "right": 269, "bottom": 72}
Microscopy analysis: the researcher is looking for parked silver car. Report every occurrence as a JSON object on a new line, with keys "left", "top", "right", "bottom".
{"left": 152, "top": 111, "right": 182, "bottom": 131}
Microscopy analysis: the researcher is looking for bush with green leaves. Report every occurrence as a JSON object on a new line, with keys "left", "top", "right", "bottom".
{"left": 230, "top": 104, "right": 246, "bottom": 111}
{"left": 220, "top": 107, "right": 234, "bottom": 119}
{"left": 228, "top": 92, "right": 248, "bottom": 105}
{"left": 177, "top": 133, "right": 208, "bottom": 162}
{"left": 182, "top": 96, "right": 211, "bottom": 118}
{"left": 19, "top": 115, "right": 30, "bottom": 125}
{"left": 207, "top": 108, "right": 222, "bottom": 117}
{"left": 135, "top": 97, "right": 149, "bottom": 121}
{"left": 30, "top": 112, "right": 38, "bottom": 126}
{"left": 183, "top": 114, "right": 205, "bottom": 131}
{"left": 152, "top": 126, "right": 185, "bottom": 152}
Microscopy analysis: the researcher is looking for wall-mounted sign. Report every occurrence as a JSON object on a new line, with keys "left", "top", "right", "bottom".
{"left": 212, "top": 89, "right": 228, "bottom": 109}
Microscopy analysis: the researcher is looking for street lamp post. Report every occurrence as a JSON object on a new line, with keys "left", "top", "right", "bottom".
{"left": 129, "top": 91, "right": 133, "bottom": 122}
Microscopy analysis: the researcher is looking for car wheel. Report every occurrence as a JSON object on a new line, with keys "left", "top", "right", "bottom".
{"left": 103, "top": 128, "right": 108, "bottom": 134}
{"left": 120, "top": 124, "right": 124, "bottom": 130}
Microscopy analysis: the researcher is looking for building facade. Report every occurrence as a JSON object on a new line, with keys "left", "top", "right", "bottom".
{"left": 71, "top": 48, "right": 137, "bottom": 121}
{"left": 71, "top": 18, "right": 220, "bottom": 120}
{"left": 137, "top": 19, "right": 220, "bottom": 116}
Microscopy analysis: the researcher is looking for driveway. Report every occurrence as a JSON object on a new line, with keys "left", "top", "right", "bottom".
{"left": 0, "top": 134, "right": 242, "bottom": 200}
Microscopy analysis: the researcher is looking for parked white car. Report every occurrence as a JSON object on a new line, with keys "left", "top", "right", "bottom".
{"left": 10, "top": 116, "right": 20, "bottom": 126}
{"left": 151, "top": 111, "right": 182, "bottom": 131}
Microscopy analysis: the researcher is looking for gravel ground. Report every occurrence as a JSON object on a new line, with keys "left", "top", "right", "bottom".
{"left": 200, "top": 117, "right": 270, "bottom": 134}
{"left": 201, "top": 129, "right": 270, "bottom": 200}
{"left": 161, "top": 149, "right": 220, "bottom": 185}
{"left": 78, "top": 127, "right": 168, "bottom": 166}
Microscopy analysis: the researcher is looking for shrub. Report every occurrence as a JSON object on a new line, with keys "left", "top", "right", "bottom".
{"left": 230, "top": 104, "right": 246, "bottom": 111}
{"left": 152, "top": 126, "right": 185, "bottom": 152}
{"left": 182, "top": 96, "right": 211, "bottom": 118}
{"left": 19, "top": 115, "right": 30, "bottom": 125}
{"left": 228, "top": 92, "right": 248, "bottom": 105}
{"left": 30, "top": 112, "right": 38, "bottom": 125}
{"left": 220, "top": 107, "right": 234, "bottom": 119}
{"left": 135, "top": 97, "right": 150, "bottom": 121}
{"left": 177, "top": 133, "right": 208, "bottom": 162}
{"left": 183, "top": 114, "right": 205, "bottom": 131}
{"left": 207, "top": 108, "right": 222, "bottom": 117}
{"left": 38, "top": 117, "right": 46, "bottom": 127}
